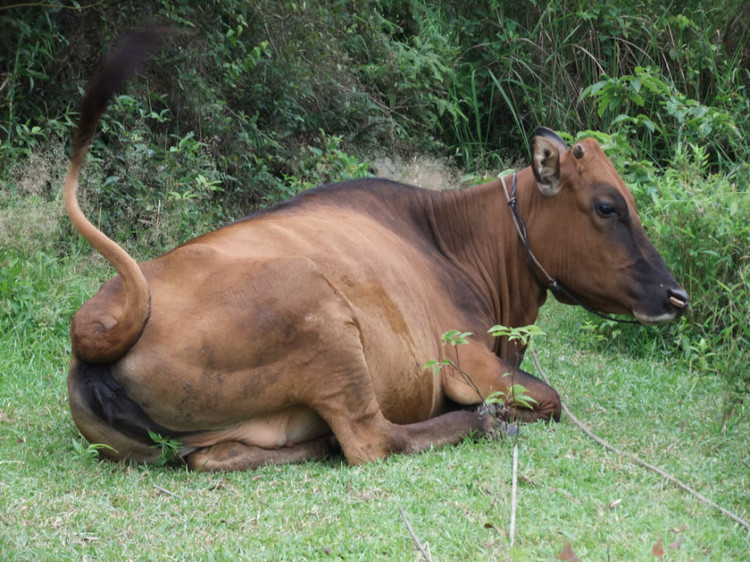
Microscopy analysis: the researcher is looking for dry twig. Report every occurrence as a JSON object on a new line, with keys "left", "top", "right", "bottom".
{"left": 399, "top": 506, "right": 433, "bottom": 562}
{"left": 151, "top": 479, "right": 180, "bottom": 499}
{"left": 509, "top": 430, "right": 519, "bottom": 550}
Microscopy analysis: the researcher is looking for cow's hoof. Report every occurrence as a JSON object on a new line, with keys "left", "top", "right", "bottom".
{"left": 477, "top": 402, "right": 507, "bottom": 419}
{"left": 476, "top": 402, "right": 518, "bottom": 440}
{"left": 496, "top": 419, "right": 518, "bottom": 437}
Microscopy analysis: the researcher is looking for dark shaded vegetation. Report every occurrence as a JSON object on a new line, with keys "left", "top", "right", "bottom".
{"left": 1, "top": 0, "right": 748, "bottom": 409}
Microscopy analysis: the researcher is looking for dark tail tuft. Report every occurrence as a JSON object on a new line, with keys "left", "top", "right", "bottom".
{"left": 73, "top": 26, "right": 172, "bottom": 153}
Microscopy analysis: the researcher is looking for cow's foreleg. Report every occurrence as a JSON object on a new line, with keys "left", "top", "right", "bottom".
{"left": 396, "top": 410, "right": 508, "bottom": 453}
{"left": 442, "top": 344, "right": 561, "bottom": 423}
{"left": 318, "top": 405, "right": 501, "bottom": 466}
{"left": 307, "top": 349, "right": 502, "bottom": 465}
{"left": 499, "top": 368, "right": 561, "bottom": 422}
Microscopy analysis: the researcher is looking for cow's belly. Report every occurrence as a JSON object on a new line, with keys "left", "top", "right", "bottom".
{"left": 181, "top": 406, "right": 330, "bottom": 450}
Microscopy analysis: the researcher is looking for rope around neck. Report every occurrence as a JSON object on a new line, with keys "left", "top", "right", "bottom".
{"left": 500, "top": 173, "right": 639, "bottom": 325}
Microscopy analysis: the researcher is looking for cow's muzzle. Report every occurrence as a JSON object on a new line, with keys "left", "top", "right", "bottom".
{"left": 634, "top": 286, "right": 689, "bottom": 325}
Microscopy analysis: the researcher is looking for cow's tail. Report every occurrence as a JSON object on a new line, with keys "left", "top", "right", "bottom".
{"left": 64, "top": 28, "right": 168, "bottom": 364}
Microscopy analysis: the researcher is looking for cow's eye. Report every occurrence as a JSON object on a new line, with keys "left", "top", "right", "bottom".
{"left": 595, "top": 201, "right": 618, "bottom": 218}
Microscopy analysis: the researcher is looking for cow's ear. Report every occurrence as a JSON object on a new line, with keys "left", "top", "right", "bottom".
{"left": 532, "top": 128, "right": 566, "bottom": 197}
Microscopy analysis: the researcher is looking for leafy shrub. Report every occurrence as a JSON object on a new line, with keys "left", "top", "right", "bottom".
{"left": 635, "top": 149, "right": 750, "bottom": 402}
{"left": 581, "top": 66, "right": 747, "bottom": 174}
{"left": 282, "top": 131, "right": 371, "bottom": 197}
{"left": 3, "top": 1, "right": 748, "bottom": 197}
{"left": 440, "top": 0, "right": 749, "bottom": 168}
{"left": 0, "top": 11, "right": 65, "bottom": 158}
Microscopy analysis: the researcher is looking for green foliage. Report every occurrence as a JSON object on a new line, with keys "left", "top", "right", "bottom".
{"left": 581, "top": 66, "right": 746, "bottom": 171}
{"left": 3, "top": 1, "right": 748, "bottom": 207}
{"left": 487, "top": 325, "right": 545, "bottom": 409}
{"left": 281, "top": 131, "right": 371, "bottom": 198}
{"left": 444, "top": 0, "right": 749, "bottom": 168}
{"left": 2, "top": 1, "right": 748, "bottom": 174}
{"left": 427, "top": 326, "right": 542, "bottom": 410}
{"left": 2, "top": 2, "right": 382, "bottom": 254}
{"left": 485, "top": 381, "right": 538, "bottom": 411}
{"left": 86, "top": 94, "right": 230, "bottom": 251}
{"left": 0, "top": 10, "right": 64, "bottom": 157}
{"left": 423, "top": 330, "right": 474, "bottom": 376}
{"left": 441, "top": 329, "right": 474, "bottom": 346}
{"left": 71, "top": 439, "right": 116, "bottom": 462}
{"left": 147, "top": 430, "right": 183, "bottom": 467}
{"left": 488, "top": 324, "right": 546, "bottom": 347}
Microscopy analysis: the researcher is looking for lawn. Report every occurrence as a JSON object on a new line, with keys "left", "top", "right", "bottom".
{"left": 1, "top": 251, "right": 748, "bottom": 560}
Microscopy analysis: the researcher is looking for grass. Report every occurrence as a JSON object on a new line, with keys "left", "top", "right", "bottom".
{"left": 0, "top": 253, "right": 748, "bottom": 561}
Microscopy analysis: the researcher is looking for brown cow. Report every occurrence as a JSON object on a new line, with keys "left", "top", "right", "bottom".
{"left": 65, "top": 30, "right": 688, "bottom": 471}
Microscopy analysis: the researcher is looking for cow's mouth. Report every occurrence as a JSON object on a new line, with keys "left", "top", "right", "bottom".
{"left": 633, "top": 287, "right": 689, "bottom": 325}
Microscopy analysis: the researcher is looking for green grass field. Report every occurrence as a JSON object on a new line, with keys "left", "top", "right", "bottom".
{"left": 1, "top": 251, "right": 748, "bottom": 561}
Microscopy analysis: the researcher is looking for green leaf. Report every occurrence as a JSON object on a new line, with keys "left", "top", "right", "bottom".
{"left": 580, "top": 80, "right": 608, "bottom": 100}
{"left": 441, "top": 330, "right": 473, "bottom": 346}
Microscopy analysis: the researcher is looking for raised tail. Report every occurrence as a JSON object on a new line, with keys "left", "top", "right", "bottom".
{"left": 65, "top": 28, "right": 168, "bottom": 363}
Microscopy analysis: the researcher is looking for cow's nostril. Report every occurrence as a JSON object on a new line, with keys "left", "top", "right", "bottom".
{"left": 668, "top": 287, "right": 689, "bottom": 309}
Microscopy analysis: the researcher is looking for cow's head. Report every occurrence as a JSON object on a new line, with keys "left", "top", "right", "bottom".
{"left": 526, "top": 127, "right": 688, "bottom": 324}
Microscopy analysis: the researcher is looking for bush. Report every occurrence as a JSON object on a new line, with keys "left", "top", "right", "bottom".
{"left": 636, "top": 149, "right": 750, "bottom": 402}
{"left": 440, "top": 0, "right": 750, "bottom": 168}
{"left": 3, "top": 1, "right": 748, "bottom": 192}
{"left": 1, "top": 2, "right": 381, "bottom": 254}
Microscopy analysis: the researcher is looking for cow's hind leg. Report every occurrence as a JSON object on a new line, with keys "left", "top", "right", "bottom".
{"left": 186, "top": 435, "right": 340, "bottom": 472}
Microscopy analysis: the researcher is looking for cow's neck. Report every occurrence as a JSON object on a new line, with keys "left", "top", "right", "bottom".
{"left": 425, "top": 168, "right": 548, "bottom": 360}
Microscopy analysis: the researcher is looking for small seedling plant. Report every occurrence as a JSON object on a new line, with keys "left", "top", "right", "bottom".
{"left": 147, "top": 430, "right": 182, "bottom": 467}
{"left": 424, "top": 324, "right": 545, "bottom": 411}
{"left": 72, "top": 439, "right": 117, "bottom": 461}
